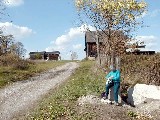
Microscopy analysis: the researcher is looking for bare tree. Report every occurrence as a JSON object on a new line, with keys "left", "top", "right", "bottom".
{"left": 71, "top": 51, "right": 78, "bottom": 60}
{"left": 0, "top": 0, "right": 6, "bottom": 20}
{"left": 10, "top": 42, "right": 27, "bottom": 58}
{"left": 0, "top": 32, "right": 14, "bottom": 55}
{"left": 0, "top": 31, "right": 26, "bottom": 58}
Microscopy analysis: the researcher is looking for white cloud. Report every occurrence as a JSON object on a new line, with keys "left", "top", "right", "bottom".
{"left": 135, "top": 35, "right": 158, "bottom": 51}
{"left": 141, "top": 9, "right": 160, "bottom": 18}
{"left": 0, "top": 22, "right": 34, "bottom": 40}
{"left": 135, "top": 11, "right": 147, "bottom": 19}
{"left": 136, "top": 9, "right": 160, "bottom": 19}
{"left": 55, "top": 24, "right": 95, "bottom": 46}
{"left": 73, "top": 44, "right": 82, "bottom": 50}
{"left": 3, "top": 0, "right": 24, "bottom": 7}
{"left": 46, "top": 24, "right": 95, "bottom": 60}
{"left": 149, "top": 9, "right": 160, "bottom": 17}
{"left": 136, "top": 35, "right": 156, "bottom": 42}
{"left": 47, "top": 24, "right": 95, "bottom": 51}
{"left": 45, "top": 46, "right": 65, "bottom": 52}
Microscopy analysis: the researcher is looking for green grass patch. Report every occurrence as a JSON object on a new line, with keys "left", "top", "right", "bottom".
{"left": 26, "top": 61, "right": 105, "bottom": 120}
{"left": 0, "top": 60, "right": 68, "bottom": 88}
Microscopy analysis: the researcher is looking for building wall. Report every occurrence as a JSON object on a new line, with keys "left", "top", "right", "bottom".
{"left": 30, "top": 54, "right": 43, "bottom": 60}
{"left": 86, "top": 42, "right": 105, "bottom": 58}
{"left": 48, "top": 54, "right": 59, "bottom": 60}
{"left": 30, "top": 54, "right": 59, "bottom": 60}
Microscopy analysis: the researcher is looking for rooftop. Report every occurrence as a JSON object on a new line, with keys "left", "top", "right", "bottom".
{"left": 29, "top": 51, "right": 60, "bottom": 55}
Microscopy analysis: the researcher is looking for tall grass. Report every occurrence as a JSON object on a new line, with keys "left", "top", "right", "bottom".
{"left": 22, "top": 54, "right": 160, "bottom": 119}
{"left": 121, "top": 54, "right": 160, "bottom": 86}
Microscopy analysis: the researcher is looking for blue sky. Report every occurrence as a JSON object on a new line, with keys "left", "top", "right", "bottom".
{"left": 0, "top": 0, "right": 160, "bottom": 60}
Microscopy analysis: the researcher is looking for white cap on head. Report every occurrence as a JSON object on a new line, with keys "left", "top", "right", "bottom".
{"left": 109, "top": 65, "right": 113, "bottom": 70}
{"left": 109, "top": 65, "right": 116, "bottom": 71}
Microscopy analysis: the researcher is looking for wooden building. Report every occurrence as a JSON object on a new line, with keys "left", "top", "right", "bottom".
{"left": 84, "top": 31, "right": 103, "bottom": 58}
{"left": 29, "top": 51, "right": 60, "bottom": 60}
{"left": 84, "top": 31, "right": 128, "bottom": 58}
{"left": 84, "top": 31, "right": 155, "bottom": 59}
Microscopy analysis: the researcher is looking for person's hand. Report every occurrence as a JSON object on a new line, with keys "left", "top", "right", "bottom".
{"left": 106, "top": 78, "right": 113, "bottom": 85}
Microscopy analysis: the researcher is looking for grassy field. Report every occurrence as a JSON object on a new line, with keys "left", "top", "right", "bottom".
{"left": 2, "top": 54, "right": 159, "bottom": 119}
{"left": 13, "top": 54, "right": 159, "bottom": 120}
{"left": 25, "top": 54, "right": 160, "bottom": 119}
{"left": 25, "top": 61, "right": 106, "bottom": 120}
{"left": 0, "top": 60, "right": 68, "bottom": 88}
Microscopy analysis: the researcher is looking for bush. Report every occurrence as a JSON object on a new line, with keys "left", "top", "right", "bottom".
{"left": 121, "top": 54, "right": 160, "bottom": 86}
{"left": 0, "top": 54, "right": 19, "bottom": 66}
{"left": 12, "top": 60, "right": 29, "bottom": 70}
{"left": 0, "top": 54, "right": 34, "bottom": 70}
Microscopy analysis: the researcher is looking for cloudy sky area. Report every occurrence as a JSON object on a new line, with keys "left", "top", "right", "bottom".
{"left": 0, "top": 0, "right": 160, "bottom": 60}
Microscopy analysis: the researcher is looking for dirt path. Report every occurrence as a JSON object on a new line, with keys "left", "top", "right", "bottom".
{"left": 0, "top": 62, "right": 79, "bottom": 120}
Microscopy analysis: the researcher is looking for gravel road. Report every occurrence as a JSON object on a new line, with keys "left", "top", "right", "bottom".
{"left": 0, "top": 62, "right": 79, "bottom": 120}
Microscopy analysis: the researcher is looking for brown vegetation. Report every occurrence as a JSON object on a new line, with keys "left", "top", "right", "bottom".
{"left": 0, "top": 54, "right": 67, "bottom": 88}
{"left": 121, "top": 54, "right": 160, "bottom": 86}
{"left": 0, "top": 54, "right": 33, "bottom": 70}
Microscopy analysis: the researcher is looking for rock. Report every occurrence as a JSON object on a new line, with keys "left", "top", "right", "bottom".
{"left": 101, "top": 98, "right": 112, "bottom": 104}
{"left": 108, "top": 87, "right": 122, "bottom": 104}
{"left": 127, "top": 84, "right": 160, "bottom": 106}
{"left": 77, "top": 95, "right": 100, "bottom": 105}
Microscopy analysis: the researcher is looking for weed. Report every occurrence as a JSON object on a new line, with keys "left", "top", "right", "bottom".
{"left": 127, "top": 111, "right": 138, "bottom": 118}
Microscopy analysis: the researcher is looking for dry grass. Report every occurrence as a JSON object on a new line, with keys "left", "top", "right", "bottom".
{"left": 121, "top": 54, "right": 160, "bottom": 86}
{"left": 0, "top": 54, "right": 68, "bottom": 88}
{"left": 20, "top": 59, "right": 156, "bottom": 120}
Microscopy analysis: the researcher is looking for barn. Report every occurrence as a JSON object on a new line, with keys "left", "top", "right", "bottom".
{"left": 84, "top": 31, "right": 155, "bottom": 60}
{"left": 29, "top": 51, "right": 60, "bottom": 60}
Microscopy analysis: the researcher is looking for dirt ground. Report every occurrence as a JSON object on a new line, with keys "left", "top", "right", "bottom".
{"left": 77, "top": 95, "right": 160, "bottom": 120}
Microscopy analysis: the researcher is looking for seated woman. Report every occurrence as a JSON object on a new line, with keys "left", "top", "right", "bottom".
{"left": 104, "top": 65, "right": 121, "bottom": 106}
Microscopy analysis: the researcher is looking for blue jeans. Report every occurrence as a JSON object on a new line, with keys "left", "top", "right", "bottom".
{"left": 106, "top": 82, "right": 120, "bottom": 103}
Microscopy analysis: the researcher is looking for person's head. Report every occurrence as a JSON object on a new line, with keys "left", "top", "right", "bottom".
{"left": 109, "top": 65, "right": 116, "bottom": 71}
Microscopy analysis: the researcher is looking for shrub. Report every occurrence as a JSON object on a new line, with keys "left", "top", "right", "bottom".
{"left": 121, "top": 54, "right": 160, "bottom": 86}
{"left": 12, "top": 60, "right": 29, "bottom": 70}
{"left": 0, "top": 54, "right": 34, "bottom": 70}
{"left": 0, "top": 54, "right": 19, "bottom": 66}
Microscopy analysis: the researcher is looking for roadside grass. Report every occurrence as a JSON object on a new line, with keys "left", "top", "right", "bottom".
{"left": 27, "top": 61, "right": 105, "bottom": 120}
{"left": 0, "top": 60, "right": 68, "bottom": 88}
{"left": 26, "top": 55, "right": 160, "bottom": 119}
{"left": 21, "top": 57, "right": 157, "bottom": 120}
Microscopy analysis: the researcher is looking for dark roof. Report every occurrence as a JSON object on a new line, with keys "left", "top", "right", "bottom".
{"left": 85, "top": 31, "right": 104, "bottom": 43}
{"left": 46, "top": 51, "right": 60, "bottom": 54}
{"left": 128, "top": 51, "right": 155, "bottom": 55}
{"left": 85, "top": 30, "right": 127, "bottom": 43}
{"left": 126, "top": 45, "right": 146, "bottom": 49}
{"left": 29, "top": 51, "right": 45, "bottom": 55}
{"left": 29, "top": 51, "right": 60, "bottom": 55}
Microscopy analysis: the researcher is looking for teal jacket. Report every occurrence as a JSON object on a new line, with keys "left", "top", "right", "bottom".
{"left": 105, "top": 70, "right": 120, "bottom": 82}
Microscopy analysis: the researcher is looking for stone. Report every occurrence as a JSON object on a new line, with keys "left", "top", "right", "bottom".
{"left": 127, "top": 84, "right": 160, "bottom": 106}
{"left": 101, "top": 98, "right": 112, "bottom": 104}
{"left": 77, "top": 95, "right": 100, "bottom": 105}
{"left": 108, "top": 87, "right": 122, "bottom": 104}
